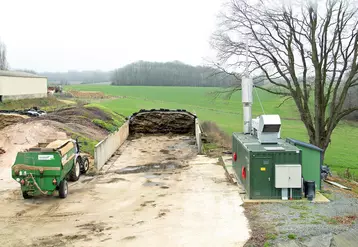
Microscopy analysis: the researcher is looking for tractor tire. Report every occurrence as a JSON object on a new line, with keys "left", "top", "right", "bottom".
{"left": 58, "top": 180, "right": 68, "bottom": 199}
{"left": 81, "top": 157, "right": 90, "bottom": 174}
{"left": 69, "top": 158, "right": 81, "bottom": 182}
{"left": 22, "top": 191, "right": 32, "bottom": 199}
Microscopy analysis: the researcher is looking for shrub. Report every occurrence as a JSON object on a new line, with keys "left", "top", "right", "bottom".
{"left": 288, "top": 234, "right": 296, "bottom": 240}
{"left": 92, "top": 119, "right": 117, "bottom": 132}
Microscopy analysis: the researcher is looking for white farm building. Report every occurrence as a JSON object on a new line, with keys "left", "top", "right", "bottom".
{"left": 0, "top": 70, "right": 48, "bottom": 102}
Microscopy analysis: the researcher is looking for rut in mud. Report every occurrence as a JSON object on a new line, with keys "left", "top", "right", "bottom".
{"left": 114, "top": 162, "right": 185, "bottom": 175}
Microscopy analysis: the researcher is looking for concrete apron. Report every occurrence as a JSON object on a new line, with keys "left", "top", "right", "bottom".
{"left": 102, "top": 153, "right": 252, "bottom": 246}
{"left": 0, "top": 168, "right": 18, "bottom": 191}
{"left": 221, "top": 156, "right": 330, "bottom": 203}
{"left": 276, "top": 229, "right": 358, "bottom": 247}
{"left": 0, "top": 136, "right": 251, "bottom": 247}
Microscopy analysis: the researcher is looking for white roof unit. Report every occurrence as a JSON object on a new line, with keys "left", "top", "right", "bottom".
{"left": 252, "top": 114, "right": 281, "bottom": 144}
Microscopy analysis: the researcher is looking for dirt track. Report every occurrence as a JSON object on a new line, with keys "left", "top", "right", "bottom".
{"left": 0, "top": 135, "right": 250, "bottom": 247}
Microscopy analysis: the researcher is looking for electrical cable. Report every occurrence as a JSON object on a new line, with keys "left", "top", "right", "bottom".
{"left": 254, "top": 86, "right": 265, "bottom": 115}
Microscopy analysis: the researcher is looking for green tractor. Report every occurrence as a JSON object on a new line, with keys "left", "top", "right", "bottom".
{"left": 11, "top": 139, "right": 89, "bottom": 199}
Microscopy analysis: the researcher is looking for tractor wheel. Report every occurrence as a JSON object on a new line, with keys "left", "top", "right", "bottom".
{"left": 22, "top": 191, "right": 32, "bottom": 199}
{"left": 58, "top": 180, "right": 68, "bottom": 199}
{"left": 81, "top": 157, "right": 90, "bottom": 174}
{"left": 69, "top": 158, "right": 81, "bottom": 181}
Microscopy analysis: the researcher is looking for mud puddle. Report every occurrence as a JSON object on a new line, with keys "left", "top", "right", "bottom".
{"left": 114, "top": 162, "right": 183, "bottom": 175}
{"left": 96, "top": 177, "right": 127, "bottom": 184}
{"left": 143, "top": 180, "right": 165, "bottom": 187}
{"left": 143, "top": 172, "right": 171, "bottom": 179}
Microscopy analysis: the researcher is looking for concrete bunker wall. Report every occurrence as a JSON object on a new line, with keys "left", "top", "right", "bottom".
{"left": 195, "top": 118, "right": 203, "bottom": 154}
{"left": 94, "top": 111, "right": 203, "bottom": 171}
{"left": 94, "top": 121, "right": 129, "bottom": 170}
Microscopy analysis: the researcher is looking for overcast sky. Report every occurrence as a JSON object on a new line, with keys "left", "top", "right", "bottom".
{"left": 0, "top": 0, "right": 225, "bottom": 72}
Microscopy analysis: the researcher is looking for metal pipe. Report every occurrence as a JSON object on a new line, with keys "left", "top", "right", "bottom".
{"left": 242, "top": 34, "right": 253, "bottom": 134}
{"left": 243, "top": 104, "right": 252, "bottom": 134}
{"left": 245, "top": 34, "right": 249, "bottom": 77}
{"left": 242, "top": 77, "right": 253, "bottom": 134}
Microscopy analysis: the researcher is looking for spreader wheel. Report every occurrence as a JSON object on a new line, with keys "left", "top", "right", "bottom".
{"left": 22, "top": 191, "right": 32, "bottom": 199}
{"left": 69, "top": 158, "right": 81, "bottom": 181}
{"left": 81, "top": 157, "right": 89, "bottom": 174}
{"left": 58, "top": 180, "right": 68, "bottom": 199}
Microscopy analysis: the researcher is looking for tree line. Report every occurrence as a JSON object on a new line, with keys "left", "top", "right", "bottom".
{"left": 111, "top": 61, "right": 236, "bottom": 87}
{"left": 41, "top": 70, "right": 111, "bottom": 84}
{"left": 0, "top": 39, "right": 8, "bottom": 70}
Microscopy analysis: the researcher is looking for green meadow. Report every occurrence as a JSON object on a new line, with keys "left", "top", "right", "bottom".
{"left": 66, "top": 85, "right": 358, "bottom": 176}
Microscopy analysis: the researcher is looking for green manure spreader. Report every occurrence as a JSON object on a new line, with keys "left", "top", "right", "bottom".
{"left": 11, "top": 139, "right": 89, "bottom": 199}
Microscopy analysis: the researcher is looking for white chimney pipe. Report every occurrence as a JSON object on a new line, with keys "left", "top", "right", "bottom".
{"left": 242, "top": 77, "right": 253, "bottom": 134}
{"left": 241, "top": 34, "right": 253, "bottom": 134}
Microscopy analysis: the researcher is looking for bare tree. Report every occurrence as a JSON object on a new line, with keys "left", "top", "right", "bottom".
{"left": 0, "top": 39, "right": 8, "bottom": 70}
{"left": 211, "top": 0, "right": 358, "bottom": 152}
{"left": 343, "top": 85, "right": 358, "bottom": 120}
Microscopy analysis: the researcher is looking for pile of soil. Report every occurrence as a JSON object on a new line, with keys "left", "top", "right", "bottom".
{"left": 44, "top": 107, "right": 111, "bottom": 124}
{"left": 0, "top": 122, "right": 67, "bottom": 168}
{"left": 0, "top": 106, "right": 120, "bottom": 184}
{"left": 68, "top": 90, "right": 108, "bottom": 99}
{"left": 0, "top": 115, "right": 26, "bottom": 130}
{"left": 26, "top": 107, "right": 110, "bottom": 141}
{"left": 129, "top": 111, "right": 195, "bottom": 134}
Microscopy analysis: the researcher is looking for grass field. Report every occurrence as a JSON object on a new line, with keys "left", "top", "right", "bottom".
{"left": 66, "top": 85, "right": 358, "bottom": 177}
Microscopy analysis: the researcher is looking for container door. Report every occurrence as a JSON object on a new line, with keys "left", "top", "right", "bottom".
{"left": 251, "top": 157, "right": 273, "bottom": 199}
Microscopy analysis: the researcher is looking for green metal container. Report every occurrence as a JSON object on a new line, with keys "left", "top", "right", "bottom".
{"left": 232, "top": 133, "right": 302, "bottom": 200}
{"left": 11, "top": 140, "right": 79, "bottom": 199}
{"left": 286, "top": 138, "right": 322, "bottom": 190}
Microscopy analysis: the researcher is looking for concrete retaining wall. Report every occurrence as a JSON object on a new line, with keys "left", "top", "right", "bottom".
{"left": 94, "top": 121, "right": 129, "bottom": 170}
{"left": 195, "top": 118, "right": 203, "bottom": 154}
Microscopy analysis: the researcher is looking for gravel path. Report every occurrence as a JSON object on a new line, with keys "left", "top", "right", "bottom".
{"left": 244, "top": 182, "right": 358, "bottom": 246}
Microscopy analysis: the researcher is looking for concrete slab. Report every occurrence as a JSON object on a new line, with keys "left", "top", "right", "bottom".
{"left": 0, "top": 168, "right": 18, "bottom": 191}
{"left": 221, "top": 156, "right": 246, "bottom": 194}
{"left": 241, "top": 192, "right": 330, "bottom": 203}
{"left": 301, "top": 233, "right": 333, "bottom": 247}
{"left": 189, "top": 155, "right": 216, "bottom": 165}
{"left": 275, "top": 241, "right": 301, "bottom": 247}
{"left": 332, "top": 229, "right": 358, "bottom": 247}
{"left": 0, "top": 135, "right": 251, "bottom": 247}
{"left": 221, "top": 156, "right": 330, "bottom": 204}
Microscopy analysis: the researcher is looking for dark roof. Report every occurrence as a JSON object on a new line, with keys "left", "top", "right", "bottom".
{"left": 286, "top": 138, "right": 323, "bottom": 152}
